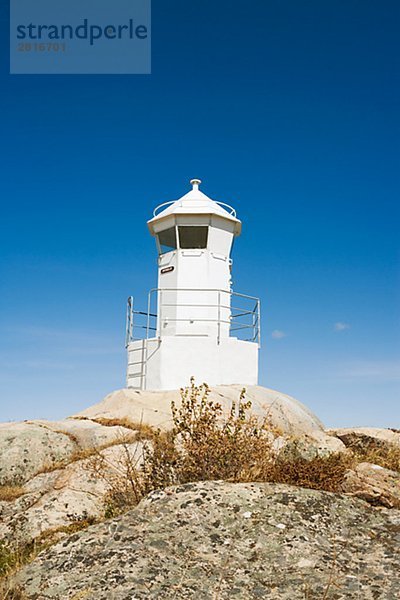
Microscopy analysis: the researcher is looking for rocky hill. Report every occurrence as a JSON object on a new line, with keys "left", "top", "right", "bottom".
{"left": 1, "top": 385, "right": 399, "bottom": 599}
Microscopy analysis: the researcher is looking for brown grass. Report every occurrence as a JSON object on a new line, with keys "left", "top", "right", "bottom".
{"left": 0, "top": 487, "right": 25, "bottom": 503}
{"left": 35, "top": 515, "right": 97, "bottom": 546}
{"left": 1, "top": 585, "right": 28, "bottom": 599}
{"left": 90, "top": 417, "right": 156, "bottom": 440}
{"left": 33, "top": 418, "right": 151, "bottom": 477}
{"left": 72, "top": 415, "right": 156, "bottom": 439}
{"left": 0, "top": 515, "right": 96, "bottom": 589}
{"left": 348, "top": 441, "right": 400, "bottom": 473}
{"left": 253, "top": 453, "right": 354, "bottom": 492}
{"left": 35, "top": 433, "right": 138, "bottom": 476}
{"left": 52, "top": 428, "right": 81, "bottom": 447}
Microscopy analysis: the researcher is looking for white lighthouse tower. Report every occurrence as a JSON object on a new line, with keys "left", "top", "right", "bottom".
{"left": 126, "top": 179, "right": 260, "bottom": 390}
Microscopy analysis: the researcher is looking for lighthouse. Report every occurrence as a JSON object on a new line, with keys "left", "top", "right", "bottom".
{"left": 126, "top": 179, "right": 260, "bottom": 390}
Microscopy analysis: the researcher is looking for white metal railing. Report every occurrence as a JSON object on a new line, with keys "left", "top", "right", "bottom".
{"left": 125, "top": 288, "right": 260, "bottom": 348}
{"left": 153, "top": 200, "right": 237, "bottom": 218}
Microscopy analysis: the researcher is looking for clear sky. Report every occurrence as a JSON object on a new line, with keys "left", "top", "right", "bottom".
{"left": 0, "top": 1, "right": 399, "bottom": 427}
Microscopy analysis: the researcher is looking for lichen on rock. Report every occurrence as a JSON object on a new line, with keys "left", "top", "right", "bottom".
{"left": 10, "top": 481, "right": 400, "bottom": 599}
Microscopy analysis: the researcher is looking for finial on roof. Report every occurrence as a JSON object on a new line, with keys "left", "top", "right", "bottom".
{"left": 190, "top": 178, "right": 202, "bottom": 190}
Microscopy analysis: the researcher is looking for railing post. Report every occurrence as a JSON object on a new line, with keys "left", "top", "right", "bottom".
{"left": 125, "top": 296, "right": 134, "bottom": 348}
{"left": 159, "top": 288, "right": 163, "bottom": 337}
{"left": 217, "top": 290, "right": 221, "bottom": 345}
{"left": 146, "top": 291, "right": 151, "bottom": 341}
{"left": 252, "top": 301, "right": 256, "bottom": 342}
{"left": 125, "top": 299, "right": 129, "bottom": 348}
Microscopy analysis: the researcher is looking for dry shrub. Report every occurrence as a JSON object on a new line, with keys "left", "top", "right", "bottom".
{"left": 141, "top": 430, "right": 176, "bottom": 492}
{"left": 142, "top": 380, "right": 274, "bottom": 489}
{"left": 87, "top": 436, "right": 147, "bottom": 519}
{"left": 85, "top": 381, "right": 397, "bottom": 519}
{"left": 142, "top": 379, "right": 353, "bottom": 494}
{"left": 253, "top": 453, "right": 354, "bottom": 493}
{"left": 0, "top": 487, "right": 25, "bottom": 503}
{"left": 349, "top": 441, "right": 400, "bottom": 473}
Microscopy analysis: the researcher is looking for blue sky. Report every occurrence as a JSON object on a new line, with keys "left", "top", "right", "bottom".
{"left": 0, "top": 1, "right": 399, "bottom": 427}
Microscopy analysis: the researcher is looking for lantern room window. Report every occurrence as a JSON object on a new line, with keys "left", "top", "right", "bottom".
{"left": 157, "top": 227, "right": 177, "bottom": 255}
{"left": 178, "top": 226, "right": 208, "bottom": 249}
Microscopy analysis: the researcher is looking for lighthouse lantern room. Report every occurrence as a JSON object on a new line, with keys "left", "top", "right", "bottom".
{"left": 126, "top": 179, "right": 260, "bottom": 390}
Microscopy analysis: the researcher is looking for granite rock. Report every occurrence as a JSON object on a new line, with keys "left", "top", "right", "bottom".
{"left": 10, "top": 481, "right": 400, "bottom": 599}
{"left": 0, "top": 441, "right": 143, "bottom": 545}
{"left": 0, "top": 419, "right": 135, "bottom": 485}
{"left": 75, "top": 385, "right": 343, "bottom": 454}
{"left": 328, "top": 426, "right": 400, "bottom": 450}
{"left": 341, "top": 461, "right": 400, "bottom": 509}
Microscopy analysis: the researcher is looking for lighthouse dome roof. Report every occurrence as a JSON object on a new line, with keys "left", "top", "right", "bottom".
{"left": 148, "top": 179, "right": 241, "bottom": 235}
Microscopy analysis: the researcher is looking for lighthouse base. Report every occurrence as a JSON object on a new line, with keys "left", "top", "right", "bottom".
{"left": 127, "top": 336, "right": 258, "bottom": 391}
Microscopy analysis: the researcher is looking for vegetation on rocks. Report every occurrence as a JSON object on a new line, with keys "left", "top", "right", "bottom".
{"left": 101, "top": 379, "right": 356, "bottom": 517}
{"left": 1, "top": 445, "right": 131, "bottom": 585}
{"left": 1, "top": 380, "right": 399, "bottom": 597}
{"left": 8, "top": 481, "right": 400, "bottom": 600}
{"left": 347, "top": 439, "right": 400, "bottom": 473}
{"left": 87, "top": 417, "right": 156, "bottom": 440}
{"left": 34, "top": 433, "right": 137, "bottom": 476}
{"left": 0, "top": 513, "right": 97, "bottom": 581}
